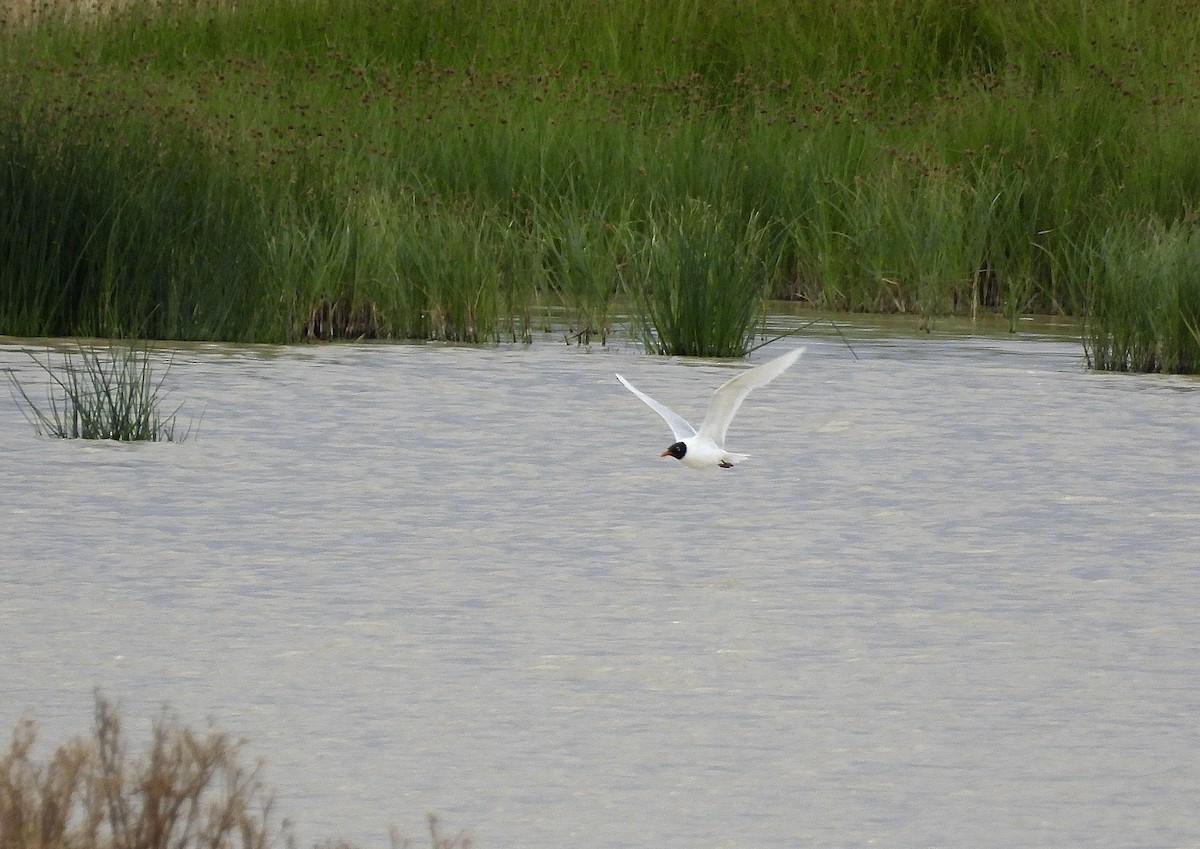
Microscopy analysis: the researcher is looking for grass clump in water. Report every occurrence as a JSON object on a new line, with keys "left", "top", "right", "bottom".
{"left": 1084, "top": 221, "right": 1200, "bottom": 373}
{"left": 624, "top": 203, "right": 775, "bottom": 357}
{"left": 6, "top": 341, "right": 193, "bottom": 441}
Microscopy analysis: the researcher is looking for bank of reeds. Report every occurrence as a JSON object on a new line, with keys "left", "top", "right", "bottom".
{"left": 2, "top": 0, "right": 1199, "bottom": 366}
{"left": 0, "top": 694, "right": 470, "bottom": 849}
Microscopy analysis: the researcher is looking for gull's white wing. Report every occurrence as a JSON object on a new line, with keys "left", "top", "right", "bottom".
{"left": 615, "top": 373, "right": 697, "bottom": 441}
{"left": 697, "top": 347, "right": 805, "bottom": 446}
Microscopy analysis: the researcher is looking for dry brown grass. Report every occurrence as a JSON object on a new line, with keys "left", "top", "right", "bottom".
{"left": 0, "top": 696, "right": 277, "bottom": 849}
{"left": 0, "top": 696, "right": 470, "bottom": 849}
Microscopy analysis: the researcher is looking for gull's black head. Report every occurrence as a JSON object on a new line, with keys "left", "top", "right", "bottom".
{"left": 661, "top": 441, "right": 687, "bottom": 460}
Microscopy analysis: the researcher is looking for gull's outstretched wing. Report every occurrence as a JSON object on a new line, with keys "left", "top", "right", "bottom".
{"left": 697, "top": 347, "right": 805, "bottom": 447}
{"left": 615, "top": 373, "right": 697, "bottom": 441}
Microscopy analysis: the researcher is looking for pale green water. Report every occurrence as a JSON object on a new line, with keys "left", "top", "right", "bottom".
{"left": 2, "top": 326, "right": 1198, "bottom": 848}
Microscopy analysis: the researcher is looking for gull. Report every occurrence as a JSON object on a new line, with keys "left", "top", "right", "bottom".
{"left": 615, "top": 347, "right": 805, "bottom": 469}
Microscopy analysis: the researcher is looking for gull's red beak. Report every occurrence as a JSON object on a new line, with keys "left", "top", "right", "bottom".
{"left": 660, "top": 449, "right": 672, "bottom": 457}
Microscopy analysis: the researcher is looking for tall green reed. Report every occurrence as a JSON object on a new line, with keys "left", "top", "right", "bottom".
{"left": 0, "top": 112, "right": 272, "bottom": 341}
{"left": 1084, "top": 222, "right": 1200, "bottom": 373}
{"left": 623, "top": 203, "right": 777, "bottom": 358}
{"left": 533, "top": 201, "right": 627, "bottom": 345}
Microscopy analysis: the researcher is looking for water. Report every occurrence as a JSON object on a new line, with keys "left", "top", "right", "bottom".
{"left": 3, "top": 325, "right": 1199, "bottom": 849}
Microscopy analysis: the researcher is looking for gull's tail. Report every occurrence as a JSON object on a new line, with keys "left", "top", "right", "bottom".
{"left": 720, "top": 451, "right": 750, "bottom": 468}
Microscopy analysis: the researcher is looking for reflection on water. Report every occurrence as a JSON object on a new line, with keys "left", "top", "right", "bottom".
{"left": 3, "top": 324, "right": 1199, "bottom": 849}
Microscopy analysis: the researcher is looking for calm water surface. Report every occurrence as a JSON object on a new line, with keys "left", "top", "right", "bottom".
{"left": 2, "top": 325, "right": 1199, "bottom": 849}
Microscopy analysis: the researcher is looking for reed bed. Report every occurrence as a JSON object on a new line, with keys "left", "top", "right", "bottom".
{"left": 2, "top": 0, "right": 1199, "bottom": 366}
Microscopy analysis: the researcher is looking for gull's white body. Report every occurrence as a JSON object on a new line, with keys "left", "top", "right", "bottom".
{"left": 615, "top": 347, "right": 805, "bottom": 469}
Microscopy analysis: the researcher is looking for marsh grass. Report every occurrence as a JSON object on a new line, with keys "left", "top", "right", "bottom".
{"left": 533, "top": 201, "right": 627, "bottom": 345}
{"left": 3, "top": 0, "right": 1200, "bottom": 366}
{"left": 625, "top": 204, "right": 775, "bottom": 357}
{"left": 0, "top": 116, "right": 272, "bottom": 341}
{"left": 0, "top": 694, "right": 470, "bottom": 849}
{"left": 6, "top": 341, "right": 193, "bottom": 440}
{"left": 1084, "top": 222, "right": 1200, "bottom": 373}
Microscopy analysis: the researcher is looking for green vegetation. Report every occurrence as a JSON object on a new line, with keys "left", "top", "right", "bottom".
{"left": 6, "top": 342, "right": 193, "bottom": 440}
{"left": 1084, "top": 221, "right": 1200, "bottom": 372}
{"left": 2, "top": 0, "right": 1199, "bottom": 367}
{"left": 0, "top": 694, "right": 470, "bottom": 849}
{"left": 625, "top": 204, "right": 777, "bottom": 357}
